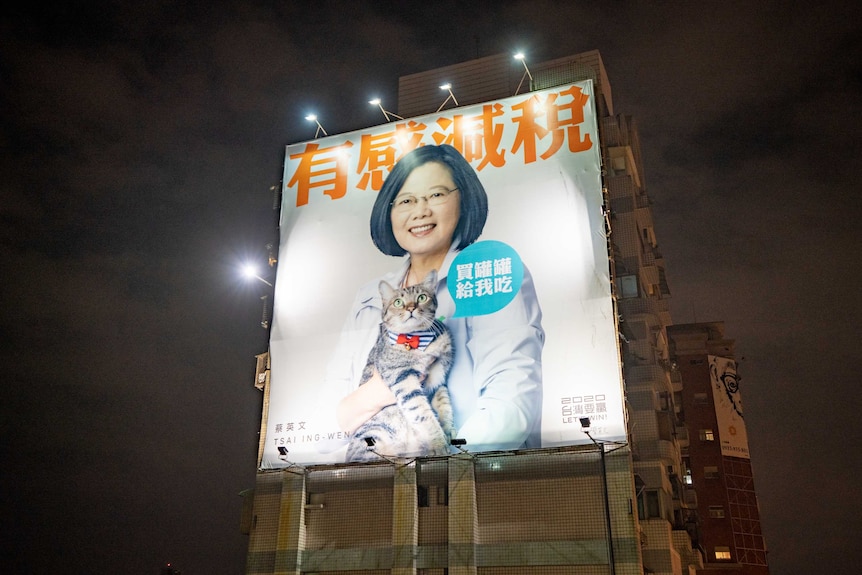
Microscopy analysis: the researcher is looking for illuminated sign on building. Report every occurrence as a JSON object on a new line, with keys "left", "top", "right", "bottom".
{"left": 262, "top": 80, "right": 625, "bottom": 467}
{"left": 709, "top": 355, "right": 750, "bottom": 459}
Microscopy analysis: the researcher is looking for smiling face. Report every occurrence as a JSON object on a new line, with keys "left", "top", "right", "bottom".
{"left": 389, "top": 161, "right": 460, "bottom": 266}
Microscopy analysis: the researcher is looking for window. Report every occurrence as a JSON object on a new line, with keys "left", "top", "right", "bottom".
{"left": 709, "top": 506, "right": 725, "bottom": 518}
{"left": 704, "top": 466, "right": 720, "bottom": 479}
{"left": 307, "top": 492, "right": 325, "bottom": 505}
{"left": 418, "top": 485, "right": 448, "bottom": 507}
{"left": 658, "top": 392, "right": 671, "bottom": 412}
{"left": 646, "top": 490, "right": 661, "bottom": 518}
{"left": 642, "top": 226, "right": 657, "bottom": 248}
{"left": 616, "top": 274, "right": 639, "bottom": 299}
{"left": 636, "top": 489, "right": 662, "bottom": 520}
{"left": 437, "top": 486, "right": 449, "bottom": 506}
{"left": 714, "top": 546, "right": 732, "bottom": 560}
{"left": 699, "top": 429, "right": 715, "bottom": 442}
{"left": 305, "top": 492, "right": 325, "bottom": 510}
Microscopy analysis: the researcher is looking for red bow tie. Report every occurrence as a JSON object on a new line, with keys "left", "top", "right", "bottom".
{"left": 397, "top": 334, "right": 421, "bottom": 349}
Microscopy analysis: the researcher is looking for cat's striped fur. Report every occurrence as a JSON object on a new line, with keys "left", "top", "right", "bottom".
{"left": 346, "top": 271, "right": 454, "bottom": 462}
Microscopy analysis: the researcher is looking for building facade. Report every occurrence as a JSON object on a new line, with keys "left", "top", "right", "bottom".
{"left": 668, "top": 323, "right": 768, "bottom": 574}
{"left": 242, "top": 50, "right": 768, "bottom": 575}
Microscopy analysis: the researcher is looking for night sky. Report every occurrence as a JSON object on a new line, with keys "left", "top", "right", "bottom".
{"left": 2, "top": 2, "right": 860, "bottom": 574}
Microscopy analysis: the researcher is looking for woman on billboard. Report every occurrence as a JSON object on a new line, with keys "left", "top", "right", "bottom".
{"left": 322, "top": 144, "right": 544, "bottom": 460}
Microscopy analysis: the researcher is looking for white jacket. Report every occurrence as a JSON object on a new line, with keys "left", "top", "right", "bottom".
{"left": 320, "top": 246, "right": 544, "bottom": 453}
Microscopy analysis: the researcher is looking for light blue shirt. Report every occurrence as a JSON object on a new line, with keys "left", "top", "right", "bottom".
{"left": 321, "top": 246, "right": 544, "bottom": 453}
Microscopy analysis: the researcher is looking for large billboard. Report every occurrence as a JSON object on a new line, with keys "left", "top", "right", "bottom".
{"left": 262, "top": 80, "right": 625, "bottom": 467}
{"left": 709, "top": 355, "right": 749, "bottom": 459}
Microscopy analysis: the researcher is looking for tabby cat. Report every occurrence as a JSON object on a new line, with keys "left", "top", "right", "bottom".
{"left": 345, "top": 270, "right": 454, "bottom": 462}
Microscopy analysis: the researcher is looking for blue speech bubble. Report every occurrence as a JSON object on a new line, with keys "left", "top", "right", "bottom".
{"left": 447, "top": 241, "right": 524, "bottom": 318}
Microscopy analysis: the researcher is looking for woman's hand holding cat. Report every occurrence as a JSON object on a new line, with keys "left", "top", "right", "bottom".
{"left": 336, "top": 368, "right": 397, "bottom": 434}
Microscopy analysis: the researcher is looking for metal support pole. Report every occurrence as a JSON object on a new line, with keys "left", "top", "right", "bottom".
{"left": 598, "top": 444, "right": 616, "bottom": 575}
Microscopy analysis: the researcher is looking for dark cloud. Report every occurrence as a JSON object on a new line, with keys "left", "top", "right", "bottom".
{"left": 664, "top": 27, "right": 862, "bottom": 185}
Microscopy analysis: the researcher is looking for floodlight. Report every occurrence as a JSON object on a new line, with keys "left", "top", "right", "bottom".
{"left": 579, "top": 416, "right": 602, "bottom": 449}
{"left": 305, "top": 114, "right": 327, "bottom": 138}
{"left": 436, "top": 83, "right": 458, "bottom": 112}
{"left": 241, "top": 263, "right": 273, "bottom": 287}
{"left": 265, "top": 242, "right": 278, "bottom": 267}
{"left": 274, "top": 446, "right": 306, "bottom": 471}
{"left": 360, "top": 436, "right": 401, "bottom": 463}
{"left": 259, "top": 294, "right": 270, "bottom": 330}
{"left": 369, "top": 98, "right": 403, "bottom": 122}
{"left": 449, "top": 437, "right": 473, "bottom": 457}
{"left": 514, "top": 52, "right": 534, "bottom": 95}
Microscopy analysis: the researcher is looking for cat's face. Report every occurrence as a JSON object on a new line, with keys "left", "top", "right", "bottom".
{"left": 379, "top": 272, "right": 438, "bottom": 333}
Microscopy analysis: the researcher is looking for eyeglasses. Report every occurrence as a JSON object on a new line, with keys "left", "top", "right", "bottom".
{"left": 390, "top": 187, "right": 458, "bottom": 212}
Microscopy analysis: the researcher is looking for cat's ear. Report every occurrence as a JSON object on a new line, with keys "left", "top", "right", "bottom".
{"left": 422, "top": 269, "right": 438, "bottom": 288}
{"left": 379, "top": 280, "right": 397, "bottom": 301}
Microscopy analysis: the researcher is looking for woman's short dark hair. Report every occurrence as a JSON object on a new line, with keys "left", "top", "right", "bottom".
{"left": 370, "top": 144, "right": 489, "bottom": 256}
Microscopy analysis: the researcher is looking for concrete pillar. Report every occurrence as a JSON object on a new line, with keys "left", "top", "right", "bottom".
{"left": 448, "top": 454, "right": 478, "bottom": 575}
{"left": 392, "top": 463, "right": 419, "bottom": 575}
{"left": 273, "top": 470, "right": 307, "bottom": 575}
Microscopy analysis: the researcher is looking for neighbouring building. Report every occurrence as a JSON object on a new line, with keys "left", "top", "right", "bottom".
{"left": 668, "top": 323, "right": 768, "bottom": 574}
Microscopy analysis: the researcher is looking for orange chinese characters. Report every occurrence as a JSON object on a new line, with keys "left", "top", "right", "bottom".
{"left": 511, "top": 85, "right": 593, "bottom": 164}
{"left": 356, "top": 121, "right": 426, "bottom": 191}
{"left": 543, "top": 85, "right": 593, "bottom": 158}
{"left": 287, "top": 141, "right": 354, "bottom": 206}
{"left": 431, "top": 104, "right": 506, "bottom": 170}
{"left": 356, "top": 132, "right": 397, "bottom": 192}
